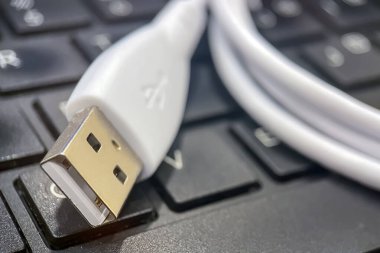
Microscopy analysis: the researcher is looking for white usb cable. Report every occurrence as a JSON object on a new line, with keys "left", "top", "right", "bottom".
{"left": 41, "top": 0, "right": 380, "bottom": 226}
{"left": 208, "top": 0, "right": 380, "bottom": 190}
{"left": 41, "top": 0, "right": 207, "bottom": 226}
{"left": 66, "top": 0, "right": 206, "bottom": 180}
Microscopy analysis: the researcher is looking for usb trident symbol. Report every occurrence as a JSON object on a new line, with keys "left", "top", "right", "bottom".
{"left": 143, "top": 73, "right": 168, "bottom": 110}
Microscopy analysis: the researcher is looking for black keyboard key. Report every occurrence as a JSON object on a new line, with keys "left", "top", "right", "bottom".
{"left": 0, "top": 0, "right": 91, "bottom": 34}
{"left": 251, "top": 0, "right": 323, "bottom": 44}
{"left": 74, "top": 24, "right": 144, "bottom": 61}
{"left": 0, "top": 37, "right": 87, "bottom": 92}
{"left": 184, "top": 64, "right": 238, "bottom": 123}
{"left": 16, "top": 167, "right": 156, "bottom": 249}
{"left": 302, "top": 33, "right": 380, "bottom": 88}
{"left": 90, "top": 0, "right": 166, "bottom": 22}
{"left": 231, "top": 121, "right": 314, "bottom": 180}
{"left": 0, "top": 105, "right": 44, "bottom": 169}
{"left": 154, "top": 122, "right": 258, "bottom": 211}
{"left": 0, "top": 193, "right": 26, "bottom": 253}
{"left": 310, "top": 0, "right": 380, "bottom": 30}
{"left": 34, "top": 89, "right": 72, "bottom": 138}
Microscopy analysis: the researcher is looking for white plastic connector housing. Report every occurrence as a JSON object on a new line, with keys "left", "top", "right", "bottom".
{"left": 65, "top": 0, "right": 206, "bottom": 180}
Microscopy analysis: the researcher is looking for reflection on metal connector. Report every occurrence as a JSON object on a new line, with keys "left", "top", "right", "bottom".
{"left": 41, "top": 107, "right": 142, "bottom": 226}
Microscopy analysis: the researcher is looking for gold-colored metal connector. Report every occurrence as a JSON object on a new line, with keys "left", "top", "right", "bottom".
{"left": 41, "top": 107, "right": 142, "bottom": 226}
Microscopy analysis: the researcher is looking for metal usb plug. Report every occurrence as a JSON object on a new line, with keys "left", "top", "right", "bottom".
{"left": 41, "top": 107, "right": 142, "bottom": 226}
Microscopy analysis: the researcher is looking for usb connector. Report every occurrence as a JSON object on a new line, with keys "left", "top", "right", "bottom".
{"left": 41, "top": 107, "right": 142, "bottom": 226}
{"left": 40, "top": 0, "right": 207, "bottom": 226}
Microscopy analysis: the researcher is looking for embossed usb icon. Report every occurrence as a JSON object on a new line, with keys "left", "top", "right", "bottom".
{"left": 143, "top": 73, "right": 168, "bottom": 110}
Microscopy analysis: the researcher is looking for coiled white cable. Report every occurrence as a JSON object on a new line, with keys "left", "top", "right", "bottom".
{"left": 208, "top": 0, "right": 380, "bottom": 190}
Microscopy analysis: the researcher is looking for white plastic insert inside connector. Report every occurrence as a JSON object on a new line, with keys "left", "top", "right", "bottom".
{"left": 42, "top": 161, "right": 110, "bottom": 226}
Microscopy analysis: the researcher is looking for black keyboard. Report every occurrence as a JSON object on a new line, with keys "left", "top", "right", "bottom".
{"left": 1, "top": 0, "right": 380, "bottom": 252}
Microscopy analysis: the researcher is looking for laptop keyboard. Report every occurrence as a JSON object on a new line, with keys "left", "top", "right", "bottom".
{"left": 0, "top": 0, "right": 380, "bottom": 252}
